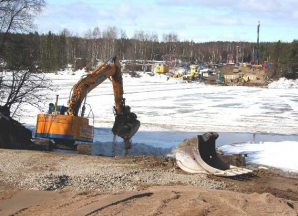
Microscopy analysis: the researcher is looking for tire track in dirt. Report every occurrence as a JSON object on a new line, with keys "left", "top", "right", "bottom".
{"left": 150, "top": 191, "right": 181, "bottom": 216}
{"left": 85, "top": 192, "right": 153, "bottom": 216}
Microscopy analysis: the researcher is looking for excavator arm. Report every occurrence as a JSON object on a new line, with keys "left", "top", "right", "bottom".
{"left": 66, "top": 56, "right": 140, "bottom": 145}
{"left": 67, "top": 56, "right": 122, "bottom": 116}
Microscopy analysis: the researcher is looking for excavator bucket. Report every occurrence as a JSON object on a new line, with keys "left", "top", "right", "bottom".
{"left": 175, "top": 132, "right": 252, "bottom": 177}
{"left": 112, "top": 118, "right": 140, "bottom": 140}
{"left": 112, "top": 107, "right": 140, "bottom": 142}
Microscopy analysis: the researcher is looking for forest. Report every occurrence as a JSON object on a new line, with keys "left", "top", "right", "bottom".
{"left": 0, "top": 26, "right": 298, "bottom": 79}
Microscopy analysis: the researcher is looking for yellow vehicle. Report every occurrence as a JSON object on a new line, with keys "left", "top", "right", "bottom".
{"left": 189, "top": 65, "right": 200, "bottom": 80}
{"left": 154, "top": 63, "right": 169, "bottom": 73}
{"left": 190, "top": 65, "right": 199, "bottom": 77}
{"left": 35, "top": 56, "right": 140, "bottom": 149}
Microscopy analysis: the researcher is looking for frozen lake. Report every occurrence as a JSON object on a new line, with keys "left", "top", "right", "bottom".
{"left": 20, "top": 71, "right": 298, "bottom": 173}
{"left": 24, "top": 71, "right": 298, "bottom": 135}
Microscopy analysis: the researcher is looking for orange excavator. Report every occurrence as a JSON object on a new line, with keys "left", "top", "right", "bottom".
{"left": 35, "top": 56, "right": 140, "bottom": 149}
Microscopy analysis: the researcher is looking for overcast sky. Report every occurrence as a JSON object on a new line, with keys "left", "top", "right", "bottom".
{"left": 36, "top": 0, "right": 298, "bottom": 42}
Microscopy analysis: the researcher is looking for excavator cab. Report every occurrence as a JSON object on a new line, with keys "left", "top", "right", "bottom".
{"left": 48, "top": 103, "right": 68, "bottom": 115}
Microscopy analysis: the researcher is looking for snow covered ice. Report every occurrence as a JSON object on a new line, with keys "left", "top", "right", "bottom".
{"left": 22, "top": 72, "right": 298, "bottom": 134}
{"left": 17, "top": 70, "right": 298, "bottom": 173}
{"left": 220, "top": 141, "right": 298, "bottom": 173}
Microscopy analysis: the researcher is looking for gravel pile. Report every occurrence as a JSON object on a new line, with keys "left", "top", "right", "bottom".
{"left": 0, "top": 149, "right": 226, "bottom": 192}
{"left": 20, "top": 173, "right": 70, "bottom": 190}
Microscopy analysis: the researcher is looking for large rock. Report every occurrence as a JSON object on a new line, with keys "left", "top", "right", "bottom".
{"left": 0, "top": 112, "right": 32, "bottom": 149}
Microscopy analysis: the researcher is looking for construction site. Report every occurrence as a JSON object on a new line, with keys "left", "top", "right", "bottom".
{"left": 1, "top": 1, "right": 298, "bottom": 215}
{"left": 0, "top": 55, "right": 297, "bottom": 215}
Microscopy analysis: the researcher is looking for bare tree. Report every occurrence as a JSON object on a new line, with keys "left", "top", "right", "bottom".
{"left": 92, "top": 27, "right": 101, "bottom": 61}
{"left": 119, "top": 29, "right": 127, "bottom": 59}
{"left": 0, "top": 0, "right": 47, "bottom": 117}
{"left": 0, "top": 0, "right": 45, "bottom": 53}
{"left": 0, "top": 67, "right": 51, "bottom": 117}
{"left": 102, "top": 26, "right": 118, "bottom": 59}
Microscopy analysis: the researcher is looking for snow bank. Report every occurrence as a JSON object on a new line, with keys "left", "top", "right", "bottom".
{"left": 268, "top": 78, "right": 298, "bottom": 89}
{"left": 220, "top": 141, "right": 298, "bottom": 173}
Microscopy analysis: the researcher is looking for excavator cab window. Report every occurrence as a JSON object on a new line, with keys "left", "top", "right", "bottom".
{"left": 48, "top": 103, "right": 68, "bottom": 115}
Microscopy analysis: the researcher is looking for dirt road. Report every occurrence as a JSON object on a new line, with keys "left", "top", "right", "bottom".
{"left": 0, "top": 149, "right": 297, "bottom": 215}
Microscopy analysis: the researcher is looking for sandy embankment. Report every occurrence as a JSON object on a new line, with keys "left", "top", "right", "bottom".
{"left": 0, "top": 149, "right": 297, "bottom": 215}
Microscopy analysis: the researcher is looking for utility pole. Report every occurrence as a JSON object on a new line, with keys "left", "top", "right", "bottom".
{"left": 236, "top": 46, "right": 239, "bottom": 63}
{"left": 256, "top": 21, "right": 260, "bottom": 64}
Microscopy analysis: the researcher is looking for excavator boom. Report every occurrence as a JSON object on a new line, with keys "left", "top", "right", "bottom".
{"left": 67, "top": 57, "right": 122, "bottom": 116}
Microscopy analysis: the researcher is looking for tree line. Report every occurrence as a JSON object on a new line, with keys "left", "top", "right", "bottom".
{"left": 1, "top": 27, "right": 297, "bottom": 78}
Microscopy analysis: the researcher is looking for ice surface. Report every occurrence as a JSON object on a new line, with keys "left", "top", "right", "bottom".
{"left": 220, "top": 141, "right": 298, "bottom": 173}
{"left": 20, "top": 71, "right": 298, "bottom": 135}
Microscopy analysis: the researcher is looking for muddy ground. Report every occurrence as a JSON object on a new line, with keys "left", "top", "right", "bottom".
{"left": 0, "top": 149, "right": 297, "bottom": 215}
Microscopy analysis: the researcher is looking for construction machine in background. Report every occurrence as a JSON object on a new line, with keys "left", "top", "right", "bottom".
{"left": 154, "top": 63, "right": 169, "bottom": 74}
{"left": 216, "top": 71, "right": 225, "bottom": 84}
{"left": 170, "top": 65, "right": 200, "bottom": 81}
{"left": 190, "top": 64, "right": 199, "bottom": 78}
{"left": 35, "top": 56, "right": 140, "bottom": 149}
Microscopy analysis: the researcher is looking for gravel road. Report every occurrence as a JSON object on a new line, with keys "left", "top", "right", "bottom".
{"left": 0, "top": 149, "right": 226, "bottom": 192}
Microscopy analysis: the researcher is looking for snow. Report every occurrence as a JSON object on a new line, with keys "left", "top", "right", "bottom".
{"left": 220, "top": 141, "right": 298, "bottom": 173}
{"left": 6, "top": 69, "right": 298, "bottom": 173}
{"left": 268, "top": 77, "right": 298, "bottom": 89}
{"left": 175, "top": 67, "right": 186, "bottom": 74}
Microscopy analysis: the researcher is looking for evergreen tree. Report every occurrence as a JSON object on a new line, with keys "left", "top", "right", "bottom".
{"left": 287, "top": 40, "right": 298, "bottom": 78}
